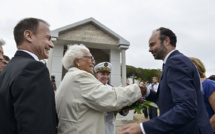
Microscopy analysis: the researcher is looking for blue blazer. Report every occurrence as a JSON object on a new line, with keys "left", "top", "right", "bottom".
{"left": 143, "top": 50, "right": 213, "bottom": 134}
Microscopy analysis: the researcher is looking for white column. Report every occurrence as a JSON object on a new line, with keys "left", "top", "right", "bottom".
{"left": 47, "top": 49, "right": 53, "bottom": 74}
{"left": 50, "top": 44, "right": 64, "bottom": 87}
{"left": 116, "top": 45, "right": 133, "bottom": 126}
{"left": 118, "top": 44, "right": 129, "bottom": 86}
{"left": 110, "top": 49, "right": 121, "bottom": 86}
{"left": 121, "top": 49, "right": 126, "bottom": 86}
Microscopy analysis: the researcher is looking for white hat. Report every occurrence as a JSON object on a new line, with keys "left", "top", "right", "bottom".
{"left": 94, "top": 62, "right": 112, "bottom": 73}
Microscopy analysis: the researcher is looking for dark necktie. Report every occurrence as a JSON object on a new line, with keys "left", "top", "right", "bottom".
{"left": 158, "top": 64, "right": 165, "bottom": 95}
{"left": 162, "top": 63, "right": 165, "bottom": 71}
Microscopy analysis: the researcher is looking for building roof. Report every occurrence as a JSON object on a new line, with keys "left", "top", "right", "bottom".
{"left": 51, "top": 17, "right": 130, "bottom": 46}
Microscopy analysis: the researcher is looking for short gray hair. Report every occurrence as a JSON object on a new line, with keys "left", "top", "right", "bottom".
{"left": 0, "top": 39, "right": 5, "bottom": 46}
{"left": 62, "top": 44, "right": 90, "bottom": 70}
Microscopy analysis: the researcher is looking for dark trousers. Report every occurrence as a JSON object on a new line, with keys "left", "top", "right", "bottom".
{"left": 149, "top": 107, "right": 157, "bottom": 119}
{"left": 142, "top": 106, "right": 148, "bottom": 118}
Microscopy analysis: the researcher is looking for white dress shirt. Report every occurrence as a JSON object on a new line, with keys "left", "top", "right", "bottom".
{"left": 18, "top": 49, "right": 39, "bottom": 61}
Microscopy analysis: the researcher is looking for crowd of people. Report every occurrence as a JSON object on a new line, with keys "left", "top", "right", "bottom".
{"left": 0, "top": 17, "right": 215, "bottom": 134}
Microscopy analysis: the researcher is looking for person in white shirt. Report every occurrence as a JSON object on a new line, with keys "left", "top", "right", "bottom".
{"left": 148, "top": 77, "right": 159, "bottom": 119}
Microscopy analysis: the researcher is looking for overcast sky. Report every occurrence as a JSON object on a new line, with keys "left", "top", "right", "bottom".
{"left": 1, "top": 0, "right": 215, "bottom": 77}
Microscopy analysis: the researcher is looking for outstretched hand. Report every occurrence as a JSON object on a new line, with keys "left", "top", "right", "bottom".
{"left": 119, "top": 123, "right": 142, "bottom": 134}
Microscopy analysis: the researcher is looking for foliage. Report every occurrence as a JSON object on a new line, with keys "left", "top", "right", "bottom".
{"left": 130, "top": 98, "right": 157, "bottom": 114}
{"left": 126, "top": 65, "right": 137, "bottom": 77}
{"left": 126, "top": 65, "right": 162, "bottom": 82}
{"left": 114, "top": 98, "right": 158, "bottom": 116}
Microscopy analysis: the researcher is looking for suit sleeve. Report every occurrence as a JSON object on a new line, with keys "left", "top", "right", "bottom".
{"left": 11, "top": 61, "right": 57, "bottom": 134}
{"left": 143, "top": 61, "right": 198, "bottom": 133}
{"left": 78, "top": 72, "right": 142, "bottom": 112}
{"left": 146, "top": 90, "right": 158, "bottom": 102}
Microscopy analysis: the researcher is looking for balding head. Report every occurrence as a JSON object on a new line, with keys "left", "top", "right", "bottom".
{"left": 0, "top": 39, "right": 5, "bottom": 46}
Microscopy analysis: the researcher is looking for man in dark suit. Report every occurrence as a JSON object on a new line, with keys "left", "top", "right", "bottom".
{"left": 0, "top": 18, "right": 58, "bottom": 134}
{"left": 120, "top": 27, "right": 213, "bottom": 134}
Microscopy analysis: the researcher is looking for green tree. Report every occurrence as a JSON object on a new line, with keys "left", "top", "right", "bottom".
{"left": 126, "top": 65, "right": 137, "bottom": 78}
{"left": 126, "top": 65, "right": 162, "bottom": 82}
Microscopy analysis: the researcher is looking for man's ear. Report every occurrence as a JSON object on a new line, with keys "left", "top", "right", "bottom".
{"left": 164, "top": 36, "right": 170, "bottom": 46}
{"left": 24, "top": 30, "right": 33, "bottom": 42}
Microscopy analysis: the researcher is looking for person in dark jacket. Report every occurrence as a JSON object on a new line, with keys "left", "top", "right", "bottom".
{"left": 0, "top": 17, "right": 58, "bottom": 134}
{"left": 120, "top": 27, "right": 213, "bottom": 134}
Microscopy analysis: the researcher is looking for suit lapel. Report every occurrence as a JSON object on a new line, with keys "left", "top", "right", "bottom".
{"left": 159, "top": 51, "right": 179, "bottom": 95}
{"left": 160, "top": 50, "right": 180, "bottom": 80}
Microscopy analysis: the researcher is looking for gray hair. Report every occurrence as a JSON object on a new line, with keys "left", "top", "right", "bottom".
{"left": 62, "top": 44, "right": 90, "bottom": 70}
{"left": 0, "top": 39, "right": 5, "bottom": 46}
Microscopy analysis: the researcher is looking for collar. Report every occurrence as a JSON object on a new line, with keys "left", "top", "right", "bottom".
{"left": 18, "top": 49, "right": 39, "bottom": 61}
{"left": 163, "top": 49, "right": 176, "bottom": 64}
{"left": 105, "top": 83, "right": 112, "bottom": 88}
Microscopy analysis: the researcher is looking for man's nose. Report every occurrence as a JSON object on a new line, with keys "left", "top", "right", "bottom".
{"left": 49, "top": 41, "right": 54, "bottom": 48}
{"left": 92, "top": 60, "right": 95, "bottom": 65}
{"left": 0, "top": 56, "right": 3, "bottom": 61}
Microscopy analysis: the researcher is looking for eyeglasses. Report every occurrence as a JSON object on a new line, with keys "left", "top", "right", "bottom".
{"left": 83, "top": 56, "right": 95, "bottom": 62}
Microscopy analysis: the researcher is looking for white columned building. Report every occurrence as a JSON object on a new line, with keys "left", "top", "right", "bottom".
{"left": 47, "top": 17, "right": 132, "bottom": 124}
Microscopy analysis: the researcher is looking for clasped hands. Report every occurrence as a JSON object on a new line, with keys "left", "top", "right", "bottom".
{"left": 118, "top": 82, "right": 147, "bottom": 134}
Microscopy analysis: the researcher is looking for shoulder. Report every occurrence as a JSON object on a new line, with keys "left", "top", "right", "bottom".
{"left": 166, "top": 51, "right": 194, "bottom": 72}
{"left": 203, "top": 79, "right": 215, "bottom": 97}
{"left": 21, "top": 61, "right": 48, "bottom": 79}
{"left": 168, "top": 51, "right": 190, "bottom": 66}
{"left": 203, "top": 79, "right": 215, "bottom": 88}
{"left": 11, "top": 54, "right": 45, "bottom": 69}
{"left": 4, "top": 58, "right": 47, "bottom": 81}
{"left": 67, "top": 68, "right": 96, "bottom": 82}
{"left": 22, "top": 61, "right": 47, "bottom": 74}
{"left": 10, "top": 61, "right": 49, "bottom": 87}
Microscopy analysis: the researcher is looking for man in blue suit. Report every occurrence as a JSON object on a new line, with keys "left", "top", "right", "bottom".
{"left": 120, "top": 27, "right": 213, "bottom": 134}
